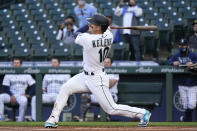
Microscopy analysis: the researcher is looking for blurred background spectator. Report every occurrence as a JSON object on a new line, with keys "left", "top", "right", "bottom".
{"left": 168, "top": 39, "right": 197, "bottom": 122}
{"left": 56, "top": 15, "right": 78, "bottom": 45}
{"left": 189, "top": 20, "right": 197, "bottom": 52}
{"left": 114, "top": 0, "right": 143, "bottom": 61}
{"left": 74, "top": 0, "right": 97, "bottom": 28}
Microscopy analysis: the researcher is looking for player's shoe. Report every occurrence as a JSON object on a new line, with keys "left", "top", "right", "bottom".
{"left": 44, "top": 116, "right": 58, "bottom": 128}
{"left": 0, "top": 118, "right": 5, "bottom": 122}
{"left": 138, "top": 110, "right": 151, "bottom": 127}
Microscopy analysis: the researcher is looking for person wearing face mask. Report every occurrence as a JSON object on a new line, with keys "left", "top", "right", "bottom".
{"left": 114, "top": 0, "right": 143, "bottom": 61}
{"left": 189, "top": 20, "right": 197, "bottom": 52}
{"left": 74, "top": 0, "right": 97, "bottom": 28}
{"left": 168, "top": 39, "right": 197, "bottom": 122}
{"left": 56, "top": 15, "right": 78, "bottom": 44}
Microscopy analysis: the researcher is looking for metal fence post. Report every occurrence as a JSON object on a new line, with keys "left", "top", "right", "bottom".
{"left": 35, "top": 74, "right": 42, "bottom": 121}
{"left": 166, "top": 73, "right": 173, "bottom": 121}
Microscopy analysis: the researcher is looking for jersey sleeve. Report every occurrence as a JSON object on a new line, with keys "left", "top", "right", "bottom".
{"left": 2, "top": 75, "right": 10, "bottom": 86}
{"left": 27, "top": 75, "right": 36, "bottom": 86}
{"left": 75, "top": 33, "right": 88, "bottom": 47}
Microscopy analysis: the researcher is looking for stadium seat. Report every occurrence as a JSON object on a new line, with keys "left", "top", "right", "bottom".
{"left": 42, "top": 0, "right": 55, "bottom": 4}
{"left": 13, "top": 9, "right": 27, "bottom": 16}
{"left": 46, "top": 37, "right": 60, "bottom": 45}
{"left": 48, "top": 9, "right": 62, "bottom": 16}
{"left": 26, "top": 0, "right": 37, "bottom": 5}
{"left": 63, "top": 4, "right": 75, "bottom": 9}
{"left": 173, "top": 1, "right": 187, "bottom": 8}
{"left": 141, "top": 31, "right": 159, "bottom": 60}
{"left": 10, "top": 3, "right": 25, "bottom": 10}
{"left": 170, "top": 17, "right": 185, "bottom": 42}
{"left": 0, "top": 48, "right": 11, "bottom": 61}
{"left": 45, "top": 3, "right": 59, "bottom": 10}
{"left": 72, "top": 44, "right": 83, "bottom": 60}
{"left": 28, "top": 3, "right": 42, "bottom": 10}
{"left": 32, "top": 48, "right": 50, "bottom": 61}
{"left": 112, "top": 42, "right": 129, "bottom": 60}
{"left": 156, "top": 20, "right": 171, "bottom": 49}
{"left": 159, "top": 6, "right": 174, "bottom": 16}
{"left": 15, "top": 15, "right": 29, "bottom": 22}
{"left": 30, "top": 9, "right": 44, "bottom": 16}
{"left": 59, "top": 0, "right": 73, "bottom": 4}
{"left": 13, "top": 48, "right": 30, "bottom": 60}
{"left": 52, "top": 47, "right": 72, "bottom": 60}
{"left": 154, "top": 1, "right": 169, "bottom": 8}
{"left": 190, "top": 2, "right": 197, "bottom": 8}
{"left": 34, "top": 14, "right": 48, "bottom": 23}
{"left": 31, "top": 42, "right": 48, "bottom": 50}
{"left": 12, "top": 42, "right": 29, "bottom": 50}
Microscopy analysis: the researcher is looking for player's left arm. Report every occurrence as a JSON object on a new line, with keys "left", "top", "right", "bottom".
{"left": 109, "top": 79, "right": 118, "bottom": 88}
{"left": 73, "top": 24, "right": 89, "bottom": 39}
{"left": 25, "top": 75, "right": 36, "bottom": 98}
{"left": 109, "top": 74, "right": 119, "bottom": 88}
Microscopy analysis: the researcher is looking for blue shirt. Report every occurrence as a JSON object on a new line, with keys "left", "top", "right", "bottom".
{"left": 168, "top": 50, "right": 197, "bottom": 86}
{"left": 74, "top": 4, "right": 97, "bottom": 28}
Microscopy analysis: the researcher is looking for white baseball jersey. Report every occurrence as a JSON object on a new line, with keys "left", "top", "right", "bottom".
{"left": 2, "top": 74, "right": 35, "bottom": 95}
{"left": 42, "top": 74, "right": 71, "bottom": 94}
{"left": 108, "top": 74, "right": 119, "bottom": 94}
{"left": 75, "top": 30, "right": 114, "bottom": 72}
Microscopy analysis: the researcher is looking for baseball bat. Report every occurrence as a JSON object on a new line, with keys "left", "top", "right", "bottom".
{"left": 110, "top": 26, "right": 158, "bottom": 31}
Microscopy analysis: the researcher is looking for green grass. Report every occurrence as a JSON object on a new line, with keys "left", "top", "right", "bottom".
{"left": 0, "top": 122, "right": 197, "bottom": 127}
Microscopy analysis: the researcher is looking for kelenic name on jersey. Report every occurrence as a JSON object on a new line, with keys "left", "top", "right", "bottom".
{"left": 92, "top": 38, "right": 112, "bottom": 48}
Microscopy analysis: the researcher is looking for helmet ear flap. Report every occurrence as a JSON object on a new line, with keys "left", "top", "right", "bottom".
{"left": 101, "top": 25, "right": 108, "bottom": 33}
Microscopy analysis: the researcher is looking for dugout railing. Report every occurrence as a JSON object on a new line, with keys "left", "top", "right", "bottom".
{"left": 0, "top": 66, "right": 193, "bottom": 122}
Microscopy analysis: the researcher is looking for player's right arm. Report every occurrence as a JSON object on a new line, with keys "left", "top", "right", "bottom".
{"left": 42, "top": 75, "right": 48, "bottom": 93}
{"left": 2, "top": 75, "right": 17, "bottom": 104}
{"left": 168, "top": 53, "right": 180, "bottom": 66}
{"left": 73, "top": 24, "right": 89, "bottom": 39}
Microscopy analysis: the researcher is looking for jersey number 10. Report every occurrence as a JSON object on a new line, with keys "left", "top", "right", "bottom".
{"left": 98, "top": 47, "right": 110, "bottom": 63}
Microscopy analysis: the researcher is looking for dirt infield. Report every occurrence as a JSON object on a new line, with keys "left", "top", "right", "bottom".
{"left": 0, "top": 126, "right": 197, "bottom": 131}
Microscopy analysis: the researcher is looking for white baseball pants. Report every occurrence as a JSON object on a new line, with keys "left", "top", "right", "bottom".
{"left": 178, "top": 85, "right": 197, "bottom": 109}
{"left": 0, "top": 93, "right": 27, "bottom": 121}
{"left": 48, "top": 72, "right": 146, "bottom": 123}
{"left": 31, "top": 93, "right": 58, "bottom": 121}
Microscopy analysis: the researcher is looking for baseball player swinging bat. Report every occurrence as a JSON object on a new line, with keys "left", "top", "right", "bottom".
{"left": 110, "top": 26, "right": 158, "bottom": 31}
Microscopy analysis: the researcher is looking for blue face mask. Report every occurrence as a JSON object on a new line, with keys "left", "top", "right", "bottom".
{"left": 179, "top": 47, "right": 188, "bottom": 54}
{"left": 78, "top": 1, "right": 85, "bottom": 5}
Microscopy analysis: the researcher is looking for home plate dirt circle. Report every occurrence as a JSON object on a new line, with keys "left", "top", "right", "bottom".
{"left": 0, "top": 126, "right": 197, "bottom": 131}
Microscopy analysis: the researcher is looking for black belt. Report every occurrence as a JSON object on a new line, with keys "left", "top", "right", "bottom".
{"left": 84, "top": 69, "right": 104, "bottom": 76}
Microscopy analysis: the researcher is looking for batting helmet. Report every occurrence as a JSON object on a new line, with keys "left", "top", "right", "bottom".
{"left": 87, "top": 13, "right": 109, "bottom": 32}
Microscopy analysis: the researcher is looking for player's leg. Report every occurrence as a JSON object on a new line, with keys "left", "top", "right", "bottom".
{"left": 45, "top": 73, "right": 89, "bottom": 127}
{"left": 130, "top": 35, "right": 141, "bottom": 61}
{"left": 31, "top": 94, "right": 57, "bottom": 121}
{"left": 15, "top": 95, "right": 28, "bottom": 121}
{"left": 0, "top": 94, "right": 10, "bottom": 121}
{"left": 78, "top": 93, "right": 91, "bottom": 121}
{"left": 178, "top": 86, "right": 187, "bottom": 110}
{"left": 86, "top": 74, "right": 149, "bottom": 126}
{"left": 188, "top": 86, "right": 197, "bottom": 109}
{"left": 184, "top": 86, "right": 197, "bottom": 122}
{"left": 31, "top": 96, "right": 36, "bottom": 121}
